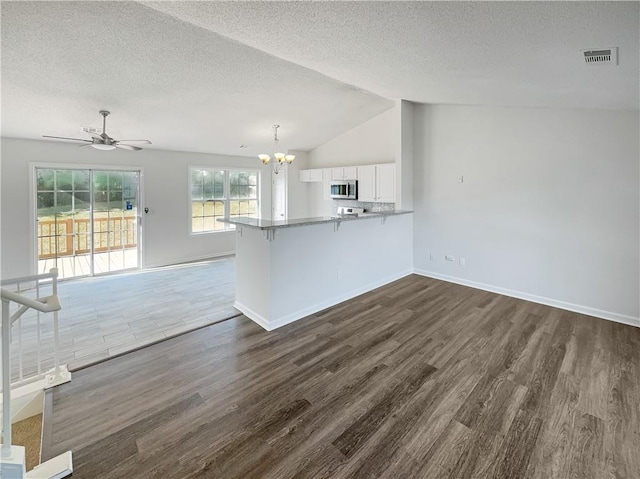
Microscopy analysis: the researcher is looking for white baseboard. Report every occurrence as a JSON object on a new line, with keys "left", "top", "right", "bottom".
{"left": 235, "top": 269, "right": 414, "bottom": 331}
{"left": 413, "top": 268, "right": 640, "bottom": 328}
{"left": 143, "top": 251, "right": 235, "bottom": 270}
{"left": 26, "top": 450, "right": 73, "bottom": 478}
{"left": 233, "top": 302, "right": 272, "bottom": 330}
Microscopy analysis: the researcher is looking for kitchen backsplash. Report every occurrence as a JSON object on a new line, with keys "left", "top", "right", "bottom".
{"left": 332, "top": 200, "right": 395, "bottom": 214}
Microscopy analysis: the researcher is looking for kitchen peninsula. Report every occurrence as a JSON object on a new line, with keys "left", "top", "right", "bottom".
{"left": 220, "top": 211, "right": 413, "bottom": 330}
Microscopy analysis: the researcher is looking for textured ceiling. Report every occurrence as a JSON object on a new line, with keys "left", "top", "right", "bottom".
{"left": 145, "top": 1, "right": 639, "bottom": 110}
{"left": 2, "top": 1, "right": 638, "bottom": 155}
{"left": 1, "top": 1, "right": 392, "bottom": 155}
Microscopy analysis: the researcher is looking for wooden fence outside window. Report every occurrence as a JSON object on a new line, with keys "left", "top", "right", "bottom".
{"left": 38, "top": 217, "right": 137, "bottom": 259}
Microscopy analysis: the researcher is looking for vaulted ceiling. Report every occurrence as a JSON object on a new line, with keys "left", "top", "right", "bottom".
{"left": 2, "top": 1, "right": 638, "bottom": 156}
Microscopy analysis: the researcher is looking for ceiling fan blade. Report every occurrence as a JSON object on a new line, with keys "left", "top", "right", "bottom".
{"left": 43, "top": 135, "right": 92, "bottom": 143}
{"left": 115, "top": 143, "right": 142, "bottom": 151}
{"left": 88, "top": 132, "right": 104, "bottom": 141}
{"left": 116, "top": 139, "right": 152, "bottom": 144}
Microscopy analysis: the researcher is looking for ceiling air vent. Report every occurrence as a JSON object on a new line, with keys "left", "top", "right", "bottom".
{"left": 582, "top": 47, "right": 618, "bottom": 66}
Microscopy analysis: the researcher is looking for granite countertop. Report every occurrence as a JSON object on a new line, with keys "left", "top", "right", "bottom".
{"left": 217, "top": 210, "right": 413, "bottom": 230}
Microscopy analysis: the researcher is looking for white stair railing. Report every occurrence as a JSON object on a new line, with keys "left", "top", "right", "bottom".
{"left": 0, "top": 268, "right": 68, "bottom": 392}
{"left": 1, "top": 268, "right": 69, "bottom": 477}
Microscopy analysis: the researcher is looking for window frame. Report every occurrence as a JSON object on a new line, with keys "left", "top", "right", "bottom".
{"left": 188, "top": 166, "right": 260, "bottom": 235}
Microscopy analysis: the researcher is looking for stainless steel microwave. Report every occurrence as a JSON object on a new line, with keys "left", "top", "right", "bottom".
{"left": 330, "top": 180, "right": 357, "bottom": 200}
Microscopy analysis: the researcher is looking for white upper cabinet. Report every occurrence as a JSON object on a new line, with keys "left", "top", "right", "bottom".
{"left": 356, "top": 163, "right": 395, "bottom": 203}
{"left": 299, "top": 169, "right": 311, "bottom": 182}
{"left": 376, "top": 163, "right": 396, "bottom": 203}
{"left": 322, "top": 168, "right": 332, "bottom": 200}
{"left": 356, "top": 165, "right": 376, "bottom": 202}
{"left": 331, "top": 167, "right": 357, "bottom": 181}
{"left": 299, "top": 169, "right": 324, "bottom": 182}
{"left": 344, "top": 166, "right": 357, "bottom": 180}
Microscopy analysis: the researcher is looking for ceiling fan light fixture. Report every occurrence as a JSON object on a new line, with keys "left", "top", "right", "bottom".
{"left": 43, "top": 110, "right": 150, "bottom": 152}
{"left": 91, "top": 143, "right": 116, "bottom": 151}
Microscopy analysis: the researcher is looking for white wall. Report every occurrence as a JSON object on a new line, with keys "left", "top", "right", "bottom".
{"left": 234, "top": 213, "right": 413, "bottom": 330}
{"left": 413, "top": 104, "right": 640, "bottom": 325}
{"left": 0, "top": 138, "right": 270, "bottom": 277}
{"left": 308, "top": 107, "right": 395, "bottom": 168}
{"left": 6, "top": 105, "right": 638, "bottom": 328}
{"left": 305, "top": 107, "right": 396, "bottom": 217}
{"left": 394, "top": 99, "right": 414, "bottom": 210}
{"left": 307, "top": 180, "right": 331, "bottom": 217}
{"left": 285, "top": 150, "right": 310, "bottom": 219}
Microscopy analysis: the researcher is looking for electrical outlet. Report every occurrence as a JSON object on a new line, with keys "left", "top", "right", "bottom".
{"left": 459, "top": 257, "right": 466, "bottom": 267}
{"left": 429, "top": 253, "right": 436, "bottom": 261}
{"left": 445, "top": 255, "right": 455, "bottom": 262}
{"left": 458, "top": 175, "right": 464, "bottom": 183}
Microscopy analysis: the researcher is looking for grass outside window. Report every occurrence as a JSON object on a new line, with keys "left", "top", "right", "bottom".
{"left": 190, "top": 168, "right": 259, "bottom": 234}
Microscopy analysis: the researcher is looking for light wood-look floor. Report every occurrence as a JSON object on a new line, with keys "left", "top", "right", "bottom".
{"left": 48, "top": 274, "right": 640, "bottom": 478}
{"left": 38, "top": 249, "right": 139, "bottom": 279}
{"left": 11, "top": 256, "right": 237, "bottom": 377}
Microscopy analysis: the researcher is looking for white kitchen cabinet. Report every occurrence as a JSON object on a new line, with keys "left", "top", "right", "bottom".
{"left": 344, "top": 166, "right": 357, "bottom": 180}
{"left": 331, "top": 167, "right": 357, "bottom": 181}
{"left": 299, "top": 169, "right": 324, "bottom": 183}
{"left": 356, "top": 165, "right": 376, "bottom": 202}
{"left": 356, "top": 163, "right": 395, "bottom": 203}
{"left": 376, "top": 163, "right": 396, "bottom": 202}
{"left": 323, "top": 168, "right": 332, "bottom": 200}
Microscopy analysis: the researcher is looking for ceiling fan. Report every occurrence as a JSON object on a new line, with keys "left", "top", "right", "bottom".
{"left": 43, "top": 110, "right": 151, "bottom": 151}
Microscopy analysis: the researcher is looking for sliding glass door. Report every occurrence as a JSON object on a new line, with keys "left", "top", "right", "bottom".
{"left": 36, "top": 167, "right": 141, "bottom": 279}
{"left": 91, "top": 170, "right": 139, "bottom": 275}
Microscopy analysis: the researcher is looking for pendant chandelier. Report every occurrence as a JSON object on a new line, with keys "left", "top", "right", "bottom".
{"left": 258, "top": 124, "right": 295, "bottom": 175}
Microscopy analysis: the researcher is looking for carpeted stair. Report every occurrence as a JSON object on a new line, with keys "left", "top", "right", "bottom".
{"left": 8, "top": 413, "right": 43, "bottom": 471}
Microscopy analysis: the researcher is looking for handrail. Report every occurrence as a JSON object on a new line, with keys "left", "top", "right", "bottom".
{"left": 2, "top": 299, "right": 11, "bottom": 456}
{"left": 0, "top": 290, "right": 61, "bottom": 314}
{"left": 0, "top": 268, "right": 59, "bottom": 287}
{"left": 2, "top": 268, "right": 63, "bottom": 460}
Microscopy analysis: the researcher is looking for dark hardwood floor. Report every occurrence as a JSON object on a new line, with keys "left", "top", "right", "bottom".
{"left": 48, "top": 275, "right": 640, "bottom": 478}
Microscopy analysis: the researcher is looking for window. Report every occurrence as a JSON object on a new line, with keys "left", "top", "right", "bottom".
{"left": 190, "top": 168, "right": 259, "bottom": 233}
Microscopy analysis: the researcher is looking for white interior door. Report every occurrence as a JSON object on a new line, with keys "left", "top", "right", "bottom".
{"left": 272, "top": 169, "right": 287, "bottom": 220}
